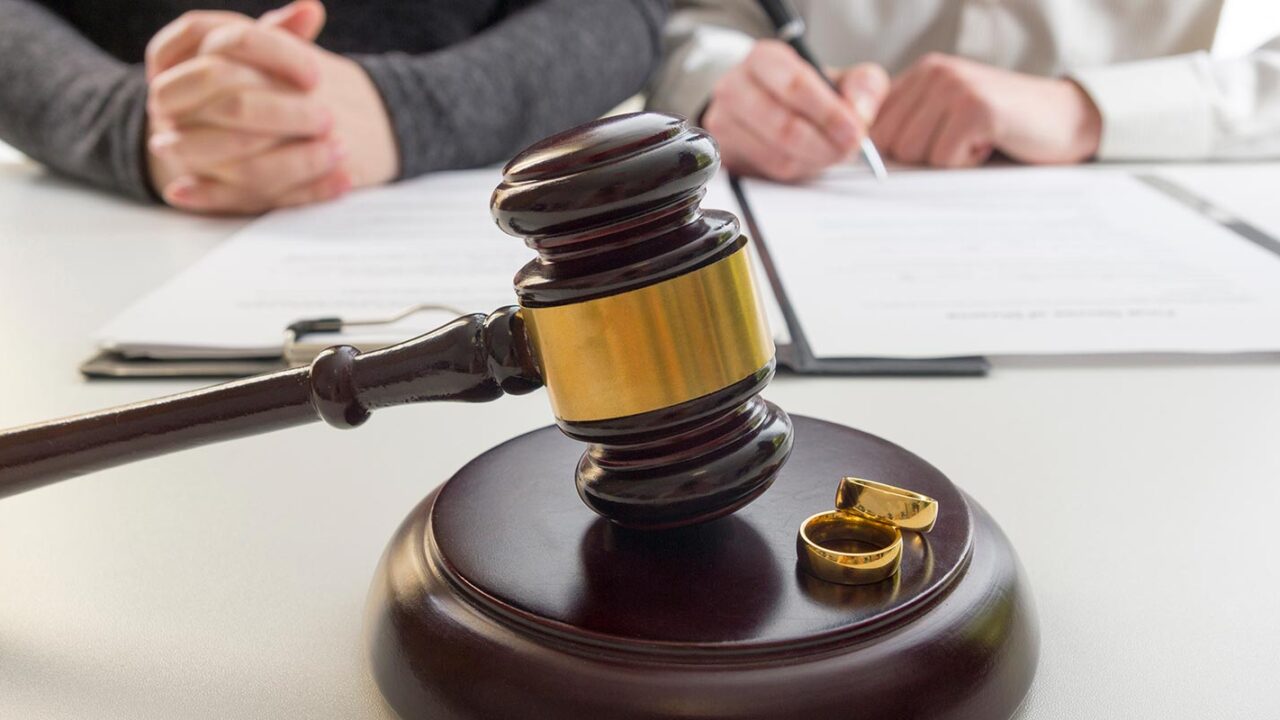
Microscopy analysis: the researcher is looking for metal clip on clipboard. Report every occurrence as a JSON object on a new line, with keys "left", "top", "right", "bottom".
{"left": 80, "top": 304, "right": 465, "bottom": 379}
{"left": 282, "top": 303, "right": 464, "bottom": 367}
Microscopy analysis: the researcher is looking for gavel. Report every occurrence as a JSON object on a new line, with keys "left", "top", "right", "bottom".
{"left": 0, "top": 113, "right": 794, "bottom": 530}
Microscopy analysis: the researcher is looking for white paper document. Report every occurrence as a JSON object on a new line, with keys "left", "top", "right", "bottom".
{"left": 99, "top": 164, "right": 1280, "bottom": 364}
{"left": 97, "top": 169, "right": 532, "bottom": 358}
{"left": 737, "top": 167, "right": 1280, "bottom": 358}
{"left": 97, "top": 168, "right": 787, "bottom": 361}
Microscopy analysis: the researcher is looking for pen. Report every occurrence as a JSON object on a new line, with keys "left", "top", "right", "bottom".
{"left": 755, "top": 0, "right": 888, "bottom": 181}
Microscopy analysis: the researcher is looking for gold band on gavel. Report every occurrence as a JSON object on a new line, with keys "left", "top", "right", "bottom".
{"left": 521, "top": 248, "right": 774, "bottom": 422}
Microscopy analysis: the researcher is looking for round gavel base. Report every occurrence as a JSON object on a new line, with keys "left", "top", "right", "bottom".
{"left": 365, "top": 415, "right": 1038, "bottom": 719}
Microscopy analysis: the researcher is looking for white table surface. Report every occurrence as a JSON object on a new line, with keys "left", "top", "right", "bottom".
{"left": 2, "top": 155, "right": 1279, "bottom": 720}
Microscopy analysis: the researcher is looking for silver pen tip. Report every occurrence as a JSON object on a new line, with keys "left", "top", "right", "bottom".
{"left": 860, "top": 137, "right": 888, "bottom": 181}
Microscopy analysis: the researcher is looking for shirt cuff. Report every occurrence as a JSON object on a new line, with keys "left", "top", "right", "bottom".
{"left": 98, "top": 68, "right": 157, "bottom": 203}
{"left": 1071, "top": 54, "right": 1214, "bottom": 161}
{"left": 646, "top": 26, "right": 755, "bottom": 121}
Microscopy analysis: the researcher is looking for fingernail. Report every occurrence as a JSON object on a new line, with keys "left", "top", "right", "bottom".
{"left": 853, "top": 95, "right": 877, "bottom": 125}
{"left": 330, "top": 140, "right": 348, "bottom": 164}
{"left": 260, "top": 3, "right": 295, "bottom": 23}
{"left": 166, "top": 176, "right": 198, "bottom": 204}
{"left": 149, "top": 131, "right": 180, "bottom": 155}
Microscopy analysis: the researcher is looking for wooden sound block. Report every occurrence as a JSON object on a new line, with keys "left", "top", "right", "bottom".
{"left": 365, "top": 415, "right": 1038, "bottom": 719}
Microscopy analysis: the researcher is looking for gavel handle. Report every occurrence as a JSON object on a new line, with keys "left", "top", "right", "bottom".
{"left": 0, "top": 307, "right": 541, "bottom": 500}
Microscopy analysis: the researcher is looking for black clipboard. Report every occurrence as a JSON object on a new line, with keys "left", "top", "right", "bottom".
{"left": 730, "top": 176, "right": 990, "bottom": 377}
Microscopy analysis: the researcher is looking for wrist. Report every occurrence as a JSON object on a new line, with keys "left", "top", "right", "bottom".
{"left": 144, "top": 115, "right": 182, "bottom": 203}
{"left": 1064, "top": 79, "right": 1102, "bottom": 162}
{"left": 325, "top": 54, "right": 398, "bottom": 186}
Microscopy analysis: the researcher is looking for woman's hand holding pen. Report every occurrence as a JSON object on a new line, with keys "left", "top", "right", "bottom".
{"left": 705, "top": 42, "right": 1103, "bottom": 181}
{"left": 144, "top": 1, "right": 397, "bottom": 214}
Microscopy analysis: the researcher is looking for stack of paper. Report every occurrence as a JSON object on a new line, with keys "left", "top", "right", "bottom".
{"left": 97, "top": 169, "right": 530, "bottom": 359}
{"left": 738, "top": 166, "right": 1280, "bottom": 358}
{"left": 94, "top": 164, "right": 1280, "bottom": 373}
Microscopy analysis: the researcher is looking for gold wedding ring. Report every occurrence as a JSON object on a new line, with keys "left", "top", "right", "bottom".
{"left": 797, "top": 477, "right": 941, "bottom": 586}
{"left": 797, "top": 511, "right": 903, "bottom": 586}
{"left": 836, "top": 477, "right": 939, "bottom": 533}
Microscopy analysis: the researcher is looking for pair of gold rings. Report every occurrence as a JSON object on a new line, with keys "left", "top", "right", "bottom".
{"left": 797, "top": 477, "right": 939, "bottom": 586}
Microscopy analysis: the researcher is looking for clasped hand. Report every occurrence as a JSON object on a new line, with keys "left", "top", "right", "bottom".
{"left": 145, "top": 0, "right": 396, "bottom": 214}
{"left": 704, "top": 42, "right": 1103, "bottom": 182}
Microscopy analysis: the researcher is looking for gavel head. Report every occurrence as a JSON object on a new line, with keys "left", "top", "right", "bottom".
{"left": 491, "top": 112, "right": 794, "bottom": 530}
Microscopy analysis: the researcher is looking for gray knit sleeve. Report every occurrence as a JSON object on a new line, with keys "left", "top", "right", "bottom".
{"left": 353, "top": 0, "right": 669, "bottom": 179}
{"left": 0, "top": 1, "right": 153, "bottom": 202}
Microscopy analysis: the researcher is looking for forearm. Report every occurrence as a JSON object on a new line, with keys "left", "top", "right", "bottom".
{"left": 353, "top": 0, "right": 668, "bottom": 179}
{"left": 1072, "top": 39, "right": 1280, "bottom": 161}
{"left": 0, "top": 0, "right": 152, "bottom": 200}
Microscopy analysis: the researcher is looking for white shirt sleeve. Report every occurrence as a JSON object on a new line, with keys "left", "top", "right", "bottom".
{"left": 644, "top": 2, "right": 773, "bottom": 121}
{"left": 1072, "top": 38, "right": 1280, "bottom": 161}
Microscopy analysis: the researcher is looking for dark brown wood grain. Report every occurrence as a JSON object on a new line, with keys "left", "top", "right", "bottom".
{"left": 2, "top": 113, "right": 791, "bottom": 531}
{"left": 566, "top": 366, "right": 792, "bottom": 529}
{"left": 366, "top": 415, "right": 1038, "bottom": 719}
{"left": 494, "top": 112, "right": 738, "bottom": 307}
{"left": 0, "top": 308, "right": 540, "bottom": 499}
{"left": 493, "top": 112, "right": 795, "bottom": 529}
{"left": 0, "top": 112, "right": 794, "bottom": 531}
